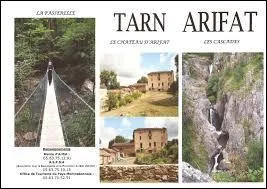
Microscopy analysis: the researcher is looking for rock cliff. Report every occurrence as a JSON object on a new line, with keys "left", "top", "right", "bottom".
{"left": 182, "top": 53, "right": 264, "bottom": 181}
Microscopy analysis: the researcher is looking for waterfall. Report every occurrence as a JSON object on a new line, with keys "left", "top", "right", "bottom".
{"left": 213, "top": 153, "right": 220, "bottom": 172}
{"left": 209, "top": 64, "right": 213, "bottom": 76}
{"left": 209, "top": 107, "right": 214, "bottom": 126}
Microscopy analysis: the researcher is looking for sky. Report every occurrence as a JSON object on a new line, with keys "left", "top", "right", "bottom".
{"left": 100, "top": 117, "right": 178, "bottom": 148}
{"left": 100, "top": 52, "right": 177, "bottom": 86}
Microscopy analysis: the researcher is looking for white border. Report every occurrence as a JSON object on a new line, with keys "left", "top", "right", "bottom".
{"left": 1, "top": 1, "right": 266, "bottom": 188}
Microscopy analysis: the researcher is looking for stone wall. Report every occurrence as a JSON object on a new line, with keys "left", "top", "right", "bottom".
{"left": 100, "top": 164, "right": 178, "bottom": 182}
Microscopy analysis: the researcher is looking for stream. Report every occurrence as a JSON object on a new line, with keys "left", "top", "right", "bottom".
{"left": 208, "top": 63, "right": 229, "bottom": 174}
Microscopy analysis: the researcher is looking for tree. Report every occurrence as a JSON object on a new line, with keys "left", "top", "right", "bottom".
{"left": 108, "top": 135, "right": 129, "bottom": 148}
{"left": 15, "top": 18, "right": 95, "bottom": 101}
{"left": 137, "top": 76, "right": 148, "bottom": 83}
{"left": 100, "top": 70, "right": 120, "bottom": 89}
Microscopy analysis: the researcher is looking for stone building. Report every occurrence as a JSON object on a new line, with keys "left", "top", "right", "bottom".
{"left": 102, "top": 148, "right": 120, "bottom": 163}
{"left": 147, "top": 71, "right": 174, "bottom": 91}
{"left": 100, "top": 149, "right": 112, "bottom": 165}
{"left": 111, "top": 142, "right": 135, "bottom": 157}
{"left": 133, "top": 128, "right": 168, "bottom": 153}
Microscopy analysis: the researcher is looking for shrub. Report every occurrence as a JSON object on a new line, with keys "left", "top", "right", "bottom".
{"left": 247, "top": 168, "right": 264, "bottom": 182}
{"left": 124, "top": 94, "right": 134, "bottom": 104}
{"left": 207, "top": 75, "right": 219, "bottom": 104}
{"left": 246, "top": 139, "right": 263, "bottom": 170}
{"left": 118, "top": 97, "right": 126, "bottom": 107}
{"left": 212, "top": 171, "right": 235, "bottom": 182}
{"left": 106, "top": 92, "right": 118, "bottom": 111}
{"left": 228, "top": 153, "right": 248, "bottom": 181}
{"left": 131, "top": 91, "right": 142, "bottom": 99}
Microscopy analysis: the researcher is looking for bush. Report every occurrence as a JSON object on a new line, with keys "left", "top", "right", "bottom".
{"left": 212, "top": 172, "right": 235, "bottom": 182}
{"left": 118, "top": 97, "right": 126, "bottom": 106}
{"left": 228, "top": 153, "right": 248, "bottom": 181}
{"left": 106, "top": 92, "right": 118, "bottom": 111}
{"left": 124, "top": 94, "right": 134, "bottom": 104}
{"left": 131, "top": 91, "right": 142, "bottom": 99}
{"left": 247, "top": 168, "right": 264, "bottom": 182}
{"left": 135, "top": 141, "right": 178, "bottom": 165}
{"left": 207, "top": 75, "right": 219, "bottom": 104}
{"left": 246, "top": 139, "right": 263, "bottom": 170}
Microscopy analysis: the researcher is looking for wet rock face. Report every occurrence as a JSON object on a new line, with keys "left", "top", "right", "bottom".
{"left": 182, "top": 162, "right": 214, "bottom": 183}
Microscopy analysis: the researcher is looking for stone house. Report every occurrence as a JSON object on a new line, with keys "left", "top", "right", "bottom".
{"left": 100, "top": 149, "right": 112, "bottom": 165}
{"left": 147, "top": 71, "right": 174, "bottom": 91}
{"left": 102, "top": 148, "right": 119, "bottom": 162}
{"left": 111, "top": 142, "right": 135, "bottom": 157}
{"left": 133, "top": 128, "right": 168, "bottom": 153}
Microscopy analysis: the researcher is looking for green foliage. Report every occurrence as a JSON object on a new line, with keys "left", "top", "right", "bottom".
{"left": 131, "top": 91, "right": 142, "bottom": 99}
{"left": 246, "top": 139, "right": 263, "bottom": 170}
{"left": 105, "top": 91, "right": 143, "bottom": 111}
{"left": 15, "top": 18, "right": 95, "bottom": 101}
{"left": 15, "top": 105, "right": 36, "bottom": 133}
{"left": 218, "top": 53, "right": 263, "bottom": 98}
{"left": 207, "top": 75, "right": 219, "bottom": 104}
{"left": 106, "top": 92, "right": 119, "bottom": 111}
{"left": 247, "top": 168, "right": 264, "bottom": 182}
{"left": 137, "top": 76, "right": 148, "bottom": 83}
{"left": 212, "top": 172, "right": 235, "bottom": 182}
{"left": 213, "top": 148, "right": 263, "bottom": 182}
{"left": 124, "top": 94, "right": 133, "bottom": 104}
{"left": 100, "top": 70, "right": 120, "bottom": 89}
{"left": 135, "top": 139, "right": 178, "bottom": 165}
{"left": 108, "top": 135, "right": 130, "bottom": 148}
{"left": 64, "top": 110, "right": 94, "bottom": 147}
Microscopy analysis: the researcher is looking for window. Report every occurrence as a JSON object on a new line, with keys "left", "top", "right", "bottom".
{"left": 162, "top": 82, "right": 164, "bottom": 86}
{"left": 140, "top": 136, "right": 141, "bottom": 140}
{"left": 168, "top": 82, "right": 170, "bottom": 86}
{"left": 154, "top": 142, "right": 156, "bottom": 147}
{"left": 149, "top": 143, "right": 151, "bottom": 147}
{"left": 152, "top": 83, "right": 153, "bottom": 87}
{"left": 148, "top": 130, "right": 152, "bottom": 139}
{"left": 158, "top": 83, "right": 160, "bottom": 86}
{"left": 140, "top": 143, "right": 142, "bottom": 148}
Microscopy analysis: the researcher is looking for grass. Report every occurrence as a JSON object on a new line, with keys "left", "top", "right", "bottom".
{"left": 101, "top": 91, "right": 178, "bottom": 116}
{"left": 218, "top": 53, "right": 263, "bottom": 99}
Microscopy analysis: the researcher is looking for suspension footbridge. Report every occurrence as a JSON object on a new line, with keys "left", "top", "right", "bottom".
{"left": 15, "top": 65, "right": 95, "bottom": 147}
